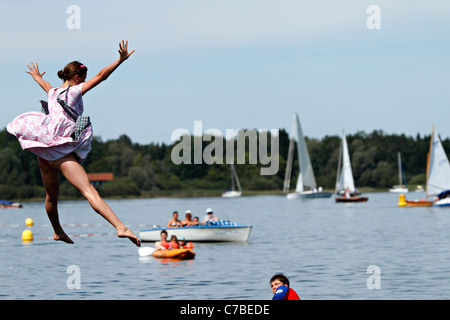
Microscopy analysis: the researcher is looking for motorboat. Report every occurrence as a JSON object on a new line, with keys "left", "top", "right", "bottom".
{"left": 139, "top": 220, "right": 252, "bottom": 242}
{"left": 0, "top": 200, "right": 22, "bottom": 208}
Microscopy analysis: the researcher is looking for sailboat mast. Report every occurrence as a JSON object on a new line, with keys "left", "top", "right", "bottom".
{"left": 425, "top": 126, "right": 434, "bottom": 198}
{"left": 283, "top": 136, "right": 295, "bottom": 193}
{"left": 230, "top": 164, "right": 235, "bottom": 191}
{"left": 335, "top": 131, "right": 343, "bottom": 192}
{"left": 397, "top": 152, "right": 402, "bottom": 186}
{"left": 232, "top": 163, "right": 242, "bottom": 192}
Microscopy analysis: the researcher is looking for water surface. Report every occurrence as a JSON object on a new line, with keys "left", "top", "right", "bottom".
{"left": 1, "top": 192, "right": 450, "bottom": 299}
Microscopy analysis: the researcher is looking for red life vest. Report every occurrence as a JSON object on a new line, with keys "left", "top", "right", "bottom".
{"left": 284, "top": 288, "right": 300, "bottom": 300}
{"left": 184, "top": 242, "right": 194, "bottom": 249}
{"left": 160, "top": 240, "right": 170, "bottom": 249}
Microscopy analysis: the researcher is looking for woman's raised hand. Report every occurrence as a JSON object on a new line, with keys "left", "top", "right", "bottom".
{"left": 26, "top": 62, "right": 45, "bottom": 79}
{"left": 118, "top": 40, "right": 135, "bottom": 62}
{"left": 25, "top": 62, "right": 52, "bottom": 93}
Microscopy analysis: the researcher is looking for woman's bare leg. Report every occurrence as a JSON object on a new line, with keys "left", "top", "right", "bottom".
{"left": 38, "top": 157, "right": 74, "bottom": 244}
{"left": 48, "top": 154, "right": 140, "bottom": 247}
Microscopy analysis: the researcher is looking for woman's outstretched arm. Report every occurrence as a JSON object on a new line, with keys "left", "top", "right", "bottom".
{"left": 26, "top": 62, "right": 53, "bottom": 93}
{"left": 82, "top": 40, "right": 135, "bottom": 95}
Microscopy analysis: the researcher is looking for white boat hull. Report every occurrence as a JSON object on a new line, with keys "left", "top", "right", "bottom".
{"left": 222, "top": 191, "right": 242, "bottom": 198}
{"left": 433, "top": 198, "right": 450, "bottom": 207}
{"left": 139, "top": 225, "right": 252, "bottom": 242}
{"left": 287, "top": 191, "right": 332, "bottom": 199}
{"left": 0, "top": 200, "right": 22, "bottom": 208}
{"left": 433, "top": 191, "right": 450, "bottom": 207}
{"left": 389, "top": 187, "right": 408, "bottom": 193}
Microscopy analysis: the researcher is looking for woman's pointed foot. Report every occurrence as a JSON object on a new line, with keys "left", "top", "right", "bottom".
{"left": 117, "top": 227, "right": 141, "bottom": 247}
{"left": 54, "top": 232, "right": 74, "bottom": 244}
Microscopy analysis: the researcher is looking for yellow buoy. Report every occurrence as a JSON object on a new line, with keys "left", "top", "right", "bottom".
{"left": 25, "top": 218, "right": 34, "bottom": 227}
{"left": 22, "top": 229, "right": 33, "bottom": 242}
{"left": 398, "top": 194, "right": 407, "bottom": 207}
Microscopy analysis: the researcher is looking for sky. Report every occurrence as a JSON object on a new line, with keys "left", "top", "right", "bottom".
{"left": 1, "top": 0, "right": 450, "bottom": 145}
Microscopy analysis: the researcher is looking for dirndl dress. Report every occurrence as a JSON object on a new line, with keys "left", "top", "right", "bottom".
{"left": 6, "top": 83, "right": 93, "bottom": 163}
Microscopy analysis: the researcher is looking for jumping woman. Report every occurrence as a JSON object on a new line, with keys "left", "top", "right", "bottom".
{"left": 7, "top": 40, "right": 140, "bottom": 247}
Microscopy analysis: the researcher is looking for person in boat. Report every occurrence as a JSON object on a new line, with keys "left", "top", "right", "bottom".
{"left": 155, "top": 230, "right": 170, "bottom": 250}
{"left": 270, "top": 274, "right": 300, "bottom": 300}
{"left": 191, "top": 216, "right": 200, "bottom": 226}
{"left": 167, "top": 211, "right": 182, "bottom": 228}
{"left": 202, "top": 208, "right": 219, "bottom": 224}
{"left": 169, "top": 235, "right": 179, "bottom": 249}
{"left": 6, "top": 41, "right": 140, "bottom": 247}
{"left": 178, "top": 237, "right": 194, "bottom": 249}
{"left": 181, "top": 210, "right": 194, "bottom": 226}
{"left": 344, "top": 188, "right": 350, "bottom": 198}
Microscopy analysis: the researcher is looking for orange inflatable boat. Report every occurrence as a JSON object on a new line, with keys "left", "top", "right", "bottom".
{"left": 152, "top": 248, "right": 195, "bottom": 260}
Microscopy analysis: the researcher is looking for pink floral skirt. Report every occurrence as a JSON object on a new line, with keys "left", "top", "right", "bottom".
{"left": 7, "top": 111, "right": 93, "bottom": 163}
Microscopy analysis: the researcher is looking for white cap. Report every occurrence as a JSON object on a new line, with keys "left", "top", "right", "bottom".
{"left": 185, "top": 210, "right": 192, "bottom": 214}
{"left": 206, "top": 208, "right": 213, "bottom": 213}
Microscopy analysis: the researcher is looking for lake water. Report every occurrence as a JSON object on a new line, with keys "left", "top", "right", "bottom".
{"left": 1, "top": 192, "right": 450, "bottom": 300}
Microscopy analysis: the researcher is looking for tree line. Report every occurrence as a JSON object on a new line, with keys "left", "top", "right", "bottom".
{"left": 0, "top": 128, "right": 447, "bottom": 200}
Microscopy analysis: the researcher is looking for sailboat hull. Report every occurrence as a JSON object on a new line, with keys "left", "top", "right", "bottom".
{"left": 405, "top": 200, "right": 434, "bottom": 207}
{"left": 389, "top": 187, "right": 408, "bottom": 193}
{"left": 335, "top": 196, "right": 368, "bottom": 202}
{"left": 287, "top": 191, "right": 332, "bottom": 199}
{"left": 434, "top": 198, "right": 450, "bottom": 207}
{"left": 222, "top": 191, "right": 242, "bottom": 198}
{"left": 432, "top": 190, "right": 450, "bottom": 207}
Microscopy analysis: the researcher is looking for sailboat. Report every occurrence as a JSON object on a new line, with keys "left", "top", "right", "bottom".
{"left": 283, "top": 113, "right": 331, "bottom": 199}
{"left": 389, "top": 152, "right": 408, "bottom": 193}
{"left": 222, "top": 163, "right": 242, "bottom": 197}
{"left": 335, "top": 131, "right": 368, "bottom": 202}
{"left": 406, "top": 126, "right": 450, "bottom": 207}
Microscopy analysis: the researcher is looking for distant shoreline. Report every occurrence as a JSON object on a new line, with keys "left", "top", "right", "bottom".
{"left": 13, "top": 186, "right": 424, "bottom": 203}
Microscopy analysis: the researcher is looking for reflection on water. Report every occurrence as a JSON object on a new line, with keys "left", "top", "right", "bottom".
{"left": 1, "top": 193, "right": 450, "bottom": 299}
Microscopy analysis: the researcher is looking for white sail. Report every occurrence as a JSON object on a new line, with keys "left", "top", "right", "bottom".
{"left": 295, "top": 172, "right": 303, "bottom": 192}
{"left": 294, "top": 113, "right": 317, "bottom": 190}
{"left": 231, "top": 163, "right": 242, "bottom": 193}
{"left": 222, "top": 163, "right": 242, "bottom": 197}
{"left": 284, "top": 113, "right": 331, "bottom": 199}
{"left": 427, "top": 127, "right": 450, "bottom": 196}
{"left": 389, "top": 152, "right": 408, "bottom": 193}
{"left": 336, "top": 131, "right": 356, "bottom": 193}
{"left": 283, "top": 136, "right": 295, "bottom": 193}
